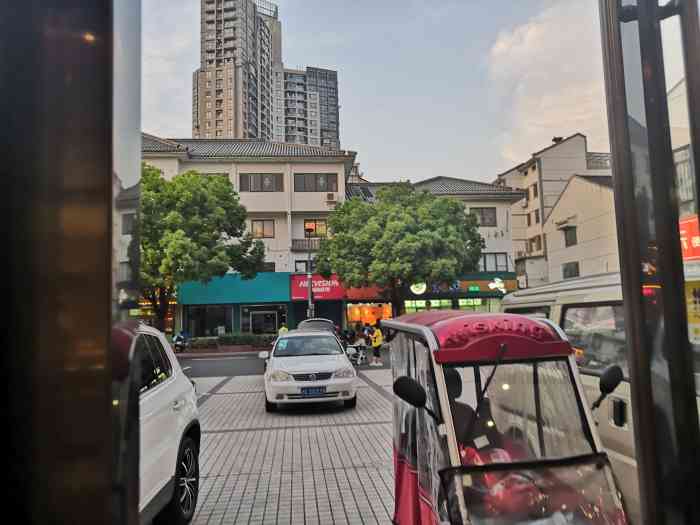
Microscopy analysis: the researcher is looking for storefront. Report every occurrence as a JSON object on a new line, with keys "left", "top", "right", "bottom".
{"left": 403, "top": 272, "right": 517, "bottom": 313}
{"left": 178, "top": 272, "right": 291, "bottom": 336}
{"left": 290, "top": 273, "right": 345, "bottom": 327}
{"left": 345, "top": 285, "right": 393, "bottom": 327}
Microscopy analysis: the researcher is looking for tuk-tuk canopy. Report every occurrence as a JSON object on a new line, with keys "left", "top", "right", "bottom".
{"left": 390, "top": 311, "right": 571, "bottom": 364}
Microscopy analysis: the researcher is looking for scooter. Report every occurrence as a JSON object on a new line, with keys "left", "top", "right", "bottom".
{"left": 173, "top": 334, "right": 188, "bottom": 353}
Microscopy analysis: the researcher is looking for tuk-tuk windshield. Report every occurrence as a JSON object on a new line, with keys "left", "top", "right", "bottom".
{"left": 440, "top": 454, "right": 627, "bottom": 524}
{"left": 444, "top": 359, "right": 595, "bottom": 463}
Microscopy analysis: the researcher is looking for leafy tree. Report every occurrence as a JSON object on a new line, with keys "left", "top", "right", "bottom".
{"left": 131, "top": 163, "right": 265, "bottom": 330}
{"left": 316, "top": 182, "right": 484, "bottom": 315}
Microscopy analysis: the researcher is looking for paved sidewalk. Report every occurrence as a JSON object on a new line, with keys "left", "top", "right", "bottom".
{"left": 193, "top": 372, "right": 395, "bottom": 524}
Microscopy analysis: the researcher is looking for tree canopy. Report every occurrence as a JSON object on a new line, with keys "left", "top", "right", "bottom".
{"left": 132, "top": 163, "right": 265, "bottom": 329}
{"left": 315, "top": 182, "right": 484, "bottom": 313}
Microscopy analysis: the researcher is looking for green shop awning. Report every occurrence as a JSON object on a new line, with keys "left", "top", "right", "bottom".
{"left": 178, "top": 272, "right": 291, "bottom": 305}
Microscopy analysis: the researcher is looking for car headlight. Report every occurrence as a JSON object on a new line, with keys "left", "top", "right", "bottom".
{"left": 269, "top": 370, "right": 292, "bottom": 382}
{"left": 334, "top": 367, "right": 355, "bottom": 379}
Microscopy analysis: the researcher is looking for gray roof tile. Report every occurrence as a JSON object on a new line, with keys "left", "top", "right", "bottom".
{"left": 413, "top": 176, "right": 523, "bottom": 196}
{"left": 167, "top": 138, "right": 352, "bottom": 158}
{"left": 142, "top": 133, "right": 186, "bottom": 153}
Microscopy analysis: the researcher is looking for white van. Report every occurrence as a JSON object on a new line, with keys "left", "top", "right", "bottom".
{"left": 502, "top": 272, "right": 637, "bottom": 523}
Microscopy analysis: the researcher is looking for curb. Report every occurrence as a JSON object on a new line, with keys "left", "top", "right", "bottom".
{"left": 176, "top": 351, "right": 263, "bottom": 358}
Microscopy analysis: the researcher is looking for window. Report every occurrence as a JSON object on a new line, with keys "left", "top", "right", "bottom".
{"left": 470, "top": 207, "right": 497, "bottom": 227}
{"left": 262, "top": 262, "right": 275, "bottom": 272}
{"left": 136, "top": 335, "right": 171, "bottom": 393}
{"left": 562, "top": 303, "right": 627, "bottom": 376}
{"left": 562, "top": 261, "right": 580, "bottom": 279}
{"left": 564, "top": 226, "right": 578, "bottom": 247}
{"left": 295, "top": 260, "right": 316, "bottom": 273}
{"left": 532, "top": 183, "right": 538, "bottom": 198}
{"left": 122, "top": 213, "right": 135, "bottom": 235}
{"left": 294, "top": 173, "right": 338, "bottom": 192}
{"left": 251, "top": 219, "right": 275, "bottom": 238}
{"left": 527, "top": 213, "right": 532, "bottom": 227}
{"left": 531, "top": 235, "right": 542, "bottom": 252}
{"left": 240, "top": 173, "right": 283, "bottom": 192}
{"left": 118, "top": 262, "right": 132, "bottom": 283}
{"left": 534, "top": 209, "right": 540, "bottom": 224}
{"left": 479, "top": 252, "right": 508, "bottom": 271}
{"left": 146, "top": 335, "right": 173, "bottom": 381}
{"left": 303, "top": 219, "right": 327, "bottom": 237}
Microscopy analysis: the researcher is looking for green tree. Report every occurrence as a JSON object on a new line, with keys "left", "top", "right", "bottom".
{"left": 132, "top": 163, "right": 265, "bottom": 330}
{"left": 315, "top": 182, "right": 484, "bottom": 315}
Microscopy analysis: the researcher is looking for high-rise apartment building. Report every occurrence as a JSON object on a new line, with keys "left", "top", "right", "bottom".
{"left": 271, "top": 66, "right": 340, "bottom": 149}
{"left": 192, "top": 0, "right": 279, "bottom": 139}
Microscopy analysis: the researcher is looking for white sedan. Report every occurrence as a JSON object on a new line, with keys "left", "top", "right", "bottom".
{"left": 259, "top": 330, "right": 357, "bottom": 411}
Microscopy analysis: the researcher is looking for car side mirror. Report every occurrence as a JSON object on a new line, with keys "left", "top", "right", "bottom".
{"left": 393, "top": 376, "right": 427, "bottom": 408}
{"left": 592, "top": 365, "right": 624, "bottom": 410}
{"left": 258, "top": 351, "right": 269, "bottom": 360}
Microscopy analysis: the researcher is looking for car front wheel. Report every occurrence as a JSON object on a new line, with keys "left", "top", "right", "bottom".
{"left": 265, "top": 398, "right": 277, "bottom": 412}
{"left": 155, "top": 436, "right": 199, "bottom": 524}
{"left": 344, "top": 396, "right": 357, "bottom": 409}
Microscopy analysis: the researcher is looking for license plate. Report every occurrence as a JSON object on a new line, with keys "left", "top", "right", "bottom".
{"left": 301, "top": 386, "right": 326, "bottom": 396}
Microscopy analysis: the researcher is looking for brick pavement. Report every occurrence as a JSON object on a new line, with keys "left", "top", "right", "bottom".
{"left": 193, "top": 370, "right": 396, "bottom": 524}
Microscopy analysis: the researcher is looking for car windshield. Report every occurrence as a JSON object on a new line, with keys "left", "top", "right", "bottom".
{"left": 444, "top": 359, "right": 594, "bottom": 463}
{"left": 274, "top": 335, "right": 343, "bottom": 357}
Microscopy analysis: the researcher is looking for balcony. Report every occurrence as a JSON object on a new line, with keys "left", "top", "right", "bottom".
{"left": 292, "top": 238, "right": 322, "bottom": 252}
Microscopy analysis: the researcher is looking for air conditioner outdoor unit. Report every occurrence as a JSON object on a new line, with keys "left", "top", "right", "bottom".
{"left": 326, "top": 192, "right": 337, "bottom": 202}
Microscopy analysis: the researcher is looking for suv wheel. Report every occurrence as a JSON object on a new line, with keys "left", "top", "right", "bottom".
{"left": 344, "top": 396, "right": 357, "bottom": 409}
{"left": 155, "top": 436, "right": 199, "bottom": 524}
{"left": 265, "top": 399, "right": 277, "bottom": 412}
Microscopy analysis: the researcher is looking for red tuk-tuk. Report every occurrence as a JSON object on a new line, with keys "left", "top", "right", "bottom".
{"left": 384, "top": 312, "right": 628, "bottom": 525}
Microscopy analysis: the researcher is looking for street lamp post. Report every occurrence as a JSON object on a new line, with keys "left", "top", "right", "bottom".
{"left": 305, "top": 226, "right": 315, "bottom": 318}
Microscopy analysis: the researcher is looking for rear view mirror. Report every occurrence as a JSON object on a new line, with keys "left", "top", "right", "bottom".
{"left": 258, "top": 351, "right": 269, "bottom": 360}
{"left": 393, "top": 376, "right": 427, "bottom": 408}
{"left": 592, "top": 364, "right": 624, "bottom": 410}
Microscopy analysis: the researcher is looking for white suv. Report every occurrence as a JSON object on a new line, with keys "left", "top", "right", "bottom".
{"left": 134, "top": 324, "right": 200, "bottom": 524}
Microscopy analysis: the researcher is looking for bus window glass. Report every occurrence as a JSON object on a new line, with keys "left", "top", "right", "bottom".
{"left": 562, "top": 304, "right": 628, "bottom": 377}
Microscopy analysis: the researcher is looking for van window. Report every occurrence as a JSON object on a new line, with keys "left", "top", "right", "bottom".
{"left": 562, "top": 304, "right": 628, "bottom": 377}
{"left": 503, "top": 306, "right": 551, "bottom": 318}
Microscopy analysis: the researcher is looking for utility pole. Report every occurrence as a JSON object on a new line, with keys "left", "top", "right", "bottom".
{"left": 305, "top": 226, "right": 315, "bottom": 318}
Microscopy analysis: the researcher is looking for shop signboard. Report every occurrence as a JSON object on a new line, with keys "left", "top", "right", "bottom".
{"left": 405, "top": 276, "right": 518, "bottom": 297}
{"left": 680, "top": 214, "right": 700, "bottom": 262}
{"left": 291, "top": 274, "right": 346, "bottom": 301}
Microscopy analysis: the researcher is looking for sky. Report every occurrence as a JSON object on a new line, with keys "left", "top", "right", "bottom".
{"left": 142, "top": 0, "right": 611, "bottom": 183}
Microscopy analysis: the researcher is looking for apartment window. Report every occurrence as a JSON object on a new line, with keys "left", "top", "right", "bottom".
{"left": 470, "top": 207, "right": 497, "bottom": 227}
{"left": 294, "top": 173, "right": 338, "bottom": 192}
{"left": 295, "top": 260, "right": 316, "bottom": 273}
{"left": 527, "top": 213, "right": 532, "bottom": 227}
{"left": 530, "top": 235, "right": 542, "bottom": 252}
{"left": 534, "top": 210, "right": 540, "bottom": 224}
{"left": 532, "top": 183, "right": 539, "bottom": 198}
{"left": 478, "top": 252, "right": 509, "bottom": 272}
{"left": 240, "top": 173, "right": 283, "bottom": 192}
{"left": 562, "top": 261, "right": 580, "bottom": 279}
{"left": 564, "top": 226, "right": 578, "bottom": 247}
{"left": 122, "top": 213, "right": 136, "bottom": 235}
{"left": 262, "top": 262, "right": 276, "bottom": 272}
{"left": 303, "top": 219, "right": 327, "bottom": 237}
{"left": 251, "top": 219, "right": 275, "bottom": 239}
{"left": 118, "top": 262, "right": 132, "bottom": 282}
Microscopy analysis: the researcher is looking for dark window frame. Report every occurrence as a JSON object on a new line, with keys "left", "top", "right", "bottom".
{"left": 564, "top": 226, "right": 578, "bottom": 247}
{"left": 562, "top": 261, "right": 580, "bottom": 279}
{"left": 293, "top": 173, "right": 338, "bottom": 192}
{"left": 251, "top": 219, "right": 275, "bottom": 239}
{"left": 303, "top": 218, "right": 328, "bottom": 237}
{"left": 240, "top": 173, "right": 284, "bottom": 192}
{"left": 122, "top": 213, "right": 136, "bottom": 235}
{"left": 470, "top": 207, "right": 498, "bottom": 227}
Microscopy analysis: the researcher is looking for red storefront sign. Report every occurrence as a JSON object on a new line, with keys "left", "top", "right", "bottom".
{"left": 680, "top": 215, "right": 700, "bottom": 261}
{"left": 291, "top": 274, "right": 346, "bottom": 301}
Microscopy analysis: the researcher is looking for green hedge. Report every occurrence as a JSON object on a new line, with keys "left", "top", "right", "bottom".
{"left": 188, "top": 337, "right": 219, "bottom": 349}
{"left": 218, "top": 333, "right": 276, "bottom": 347}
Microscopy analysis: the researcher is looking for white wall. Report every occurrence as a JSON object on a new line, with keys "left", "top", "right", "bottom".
{"left": 544, "top": 177, "right": 619, "bottom": 281}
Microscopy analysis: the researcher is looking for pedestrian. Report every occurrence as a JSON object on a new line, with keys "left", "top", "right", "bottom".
{"left": 370, "top": 323, "right": 384, "bottom": 366}
{"left": 278, "top": 323, "right": 288, "bottom": 335}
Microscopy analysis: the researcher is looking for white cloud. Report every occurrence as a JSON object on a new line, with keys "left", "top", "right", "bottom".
{"left": 488, "top": 0, "right": 610, "bottom": 166}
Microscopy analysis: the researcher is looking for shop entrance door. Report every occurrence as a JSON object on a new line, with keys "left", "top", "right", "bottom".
{"left": 250, "top": 311, "right": 277, "bottom": 334}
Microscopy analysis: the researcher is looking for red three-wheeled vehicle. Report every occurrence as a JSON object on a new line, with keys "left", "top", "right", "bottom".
{"left": 383, "top": 312, "right": 629, "bottom": 525}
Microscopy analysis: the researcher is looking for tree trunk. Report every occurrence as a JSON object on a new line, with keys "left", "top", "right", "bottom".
{"left": 389, "top": 284, "right": 404, "bottom": 318}
{"left": 148, "top": 288, "right": 170, "bottom": 332}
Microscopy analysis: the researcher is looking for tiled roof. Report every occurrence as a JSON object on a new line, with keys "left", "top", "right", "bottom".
{"left": 413, "top": 176, "right": 523, "bottom": 196}
{"left": 142, "top": 133, "right": 186, "bottom": 153}
{"left": 116, "top": 183, "right": 139, "bottom": 209}
{"left": 586, "top": 152, "right": 612, "bottom": 170}
{"left": 167, "top": 138, "right": 353, "bottom": 158}
{"left": 579, "top": 175, "right": 613, "bottom": 188}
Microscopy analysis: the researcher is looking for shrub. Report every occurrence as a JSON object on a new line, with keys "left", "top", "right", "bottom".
{"left": 218, "top": 332, "right": 275, "bottom": 347}
{"left": 188, "top": 337, "right": 219, "bottom": 350}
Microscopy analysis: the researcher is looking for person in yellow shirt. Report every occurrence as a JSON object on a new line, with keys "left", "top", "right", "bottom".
{"left": 278, "top": 323, "right": 288, "bottom": 335}
{"left": 370, "top": 323, "right": 384, "bottom": 367}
